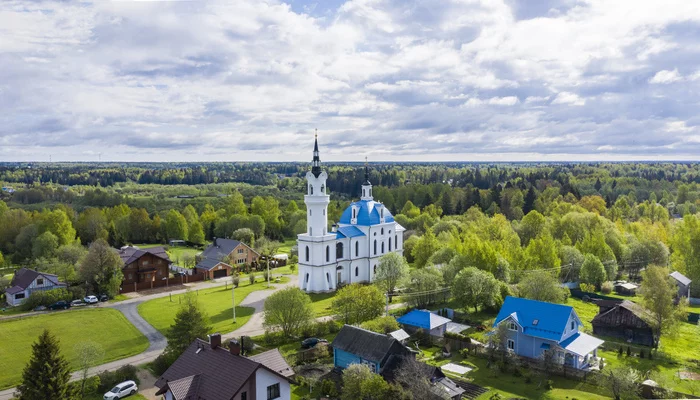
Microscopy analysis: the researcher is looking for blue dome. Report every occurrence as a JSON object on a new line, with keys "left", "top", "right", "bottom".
{"left": 338, "top": 200, "right": 395, "bottom": 226}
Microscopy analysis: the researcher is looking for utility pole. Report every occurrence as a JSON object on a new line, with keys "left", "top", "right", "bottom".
{"left": 267, "top": 257, "right": 270, "bottom": 288}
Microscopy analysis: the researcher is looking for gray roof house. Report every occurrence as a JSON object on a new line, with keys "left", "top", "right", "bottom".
{"left": 669, "top": 271, "right": 691, "bottom": 299}
{"left": 5, "top": 268, "right": 67, "bottom": 307}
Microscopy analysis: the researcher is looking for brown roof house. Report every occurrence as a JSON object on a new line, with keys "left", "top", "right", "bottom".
{"left": 591, "top": 300, "right": 657, "bottom": 347}
{"left": 155, "top": 333, "right": 293, "bottom": 400}
{"left": 195, "top": 238, "right": 259, "bottom": 279}
{"left": 116, "top": 246, "right": 171, "bottom": 291}
{"left": 5, "top": 268, "right": 67, "bottom": 307}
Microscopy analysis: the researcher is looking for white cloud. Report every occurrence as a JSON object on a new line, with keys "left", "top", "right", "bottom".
{"left": 649, "top": 69, "right": 682, "bottom": 84}
{"left": 551, "top": 92, "right": 585, "bottom": 106}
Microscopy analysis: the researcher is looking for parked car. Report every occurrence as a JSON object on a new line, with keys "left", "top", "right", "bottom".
{"left": 70, "top": 299, "right": 84, "bottom": 307}
{"left": 103, "top": 380, "right": 138, "bottom": 399}
{"left": 83, "top": 295, "right": 99, "bottom": 304}
{"left": 48, "top": 301, "right": 71, "bottom": 310}
{"left": 301, "top": 337, "right": 328, "bottom": 349}
{"left": 99, "top": 294, "right": 109, "bottom": 302}
{"left": 33, "top": 305, "right": 47, "bottom": 311}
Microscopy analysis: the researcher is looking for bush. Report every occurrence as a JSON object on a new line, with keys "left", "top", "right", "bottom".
{"left": 249, "top": 272, "right": 256, "bottom": 285}
{"left": 579, "top": 283, "right": 595, "bottom": 293}
{"left": 97, "top": 365, "right": 140, "bottom": 393}
{"left": 263, "top": 270, "right": 269, "bottom": 282}
{"left": 601, "top": 281, "right": 613, "bottom": 294}
{"left": 360, "top": 316, "right": 400, "bottom": 334}
{"left": 152, "top": 352, "right": 177, "bottom": 376}
{"left": 320, "top": 379, "right": 338, "bottom": 397}
{"left": 232, "top": 275, "right": 240, "bottom": 288}
{"left": 241, "top": 336, "right": 255, "bottom": 355}
{"left": 21, "top": 288, "right": 72, "bottom": 311}
{"left": 289, "top": 263, "right": 297, "bottom": 273}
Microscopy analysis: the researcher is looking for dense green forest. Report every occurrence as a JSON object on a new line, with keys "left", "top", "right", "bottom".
{"left": 2, "top": 162, "right": 700, "bottom": 296}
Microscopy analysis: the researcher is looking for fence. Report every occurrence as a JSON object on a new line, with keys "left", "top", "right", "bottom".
{"left": 569, "top": 289, "right": 623, "bottom": 302}
{"left": 119, "top": 272, "right": 206, "bottom": 293}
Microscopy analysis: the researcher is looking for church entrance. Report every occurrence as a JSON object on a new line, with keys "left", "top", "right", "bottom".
{"left": 337, "top": 271, "right": 342, "bottom": 285}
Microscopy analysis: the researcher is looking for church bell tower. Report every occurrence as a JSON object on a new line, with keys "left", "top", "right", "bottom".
{"left": 305, "top": 132, "right": 329, "bottom": 236}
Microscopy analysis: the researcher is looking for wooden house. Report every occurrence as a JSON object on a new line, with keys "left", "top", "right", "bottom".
{"left": 591, "top": 300, "right": 657, "bottom": 347}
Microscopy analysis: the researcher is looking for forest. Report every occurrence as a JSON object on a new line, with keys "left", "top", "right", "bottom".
{"left": 1, "top": 161, "right": 700, "bottom": 296}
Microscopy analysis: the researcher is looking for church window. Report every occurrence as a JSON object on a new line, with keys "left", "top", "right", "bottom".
{"left": 389, "top": 239, "right": 392, "bottom": 251}
{"left": 323, "top": 208, "right": 325, "bottom": 215}
{"left": 381, "top": 242, "right": 385, "bottom": 253}
{"left": 326, "top": 246, "right": 330, "bottom": 262}
{"left": 394, "top": 235, "right": 397, "bottom": 249}
{"left": 381, "top": 208, "right": 384, "bottom": 219}
{"left": 326, "top": 273, "right": 330, "bottom": 284}
{"left": 310, "top": 227, "right": 312, "bottom": 235}
{"left": 381, "top": 228, "right": 384, "bottom": 235}
{"left": 309, "top": 210, "right": 312, "bottom": 216}
{"left": 321, "top": 184, "right": 325, "bottom": 193}
{"left": 305, "top": 247, "right": 309, "bottom": 262}
{"left": 305, "top": 273, "right": 309, "bottom": 283}
{"left": 310, "top": 185, "right": 313, "bottom": 195}
{"left": 363, "top": 189, "right": 366, "bottom": 197}
{"left": 373, "top": 265, "right": 376, "bottom": 274}
{"left": 373, "top": 240, "right": 377, "bottom": 255}
{"left": 355, "top": 241, "right": 359, "bottom": 257}
{"left": 336, "top": 243, "right": 344, "bottom": 259}
{"left": 355, "top": 267, "right": 358, "bottom": 277}
{"left": 352, "top": 208, "right": 356, "bottom": 219}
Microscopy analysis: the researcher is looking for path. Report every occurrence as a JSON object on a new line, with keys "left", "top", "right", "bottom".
{"left": 0, "top": 274, "right": 296, "bottom": 400}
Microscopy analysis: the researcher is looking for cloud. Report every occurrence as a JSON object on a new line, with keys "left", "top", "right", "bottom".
{"left": 1, "top": 0, "right": 700, "bottom": 161}
{"left": 649, "top": 68, "right": 682, "bottom": 84}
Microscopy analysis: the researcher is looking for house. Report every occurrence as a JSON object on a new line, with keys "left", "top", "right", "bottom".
{"left": 493, "top": 296, "right": 604, "bottom": 370}
{"left": 591, "top": 300, "right": 657, "bottom": 347}
{"left": 5, "top": 268, "right": 67, "bottom": 307}
{"left": 669, "top": 271, "right": 691, "bottom": 299}
{"left": 397, "top": 309, "right": 451, "bottom": 337}
{"left": 117, "top": 246, "right": 171, "bottom": 288}
{"left": 614, "top": 281, "right": 638, "bottom": 296}
{"left": 195, "top": 238, "right": 259, "bottom": 279}
{"left": 155, "top": 334, "right": 293, "bottom": 400}
{"left": 380, "top": 355, "right": 465, "bottom": 400}
{"left": 331, "top": 325, "right": 413, "bottom": 373}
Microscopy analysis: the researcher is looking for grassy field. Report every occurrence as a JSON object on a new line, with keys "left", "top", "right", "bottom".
{"left": 0, "top": 308, "right": 149, "bottom": 390}
{"left": 277, "top": 238, "right": 296, "bottom": 255}
{"left": 134, "top": 243, "right": 203, "bottom": 266}
{"left": 309, "top": 292, "right": 336, "bottom": 317}
{"left": 137, "top": 278, "right": 288, "bottom": 336}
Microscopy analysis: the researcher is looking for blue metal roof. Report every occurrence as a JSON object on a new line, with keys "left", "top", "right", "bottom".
{"left": 338, "top": 200, "right": 395, "bottom": 226}
{"left": 397, "top": 309, "right": 451, "bottom": 330}
{"left": 336, "top": 225, "right": 366, "bottom": 239}
{"left": 493, "top": 296, "right": 576, "bottom": 342}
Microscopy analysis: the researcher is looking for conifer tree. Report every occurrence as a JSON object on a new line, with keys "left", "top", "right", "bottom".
{"left": 165, "top": 292, "right": 211, "bottom": 357}
{"left": 17, "top": 330, "right": 75, "bottom": 400}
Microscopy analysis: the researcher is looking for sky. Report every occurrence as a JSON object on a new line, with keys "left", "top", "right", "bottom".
{"left": 2, "top": 0, "right": 700, "bottom": 162}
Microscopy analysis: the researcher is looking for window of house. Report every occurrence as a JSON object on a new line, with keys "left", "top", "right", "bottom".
{"left": 266, "top": 383, "right": 281, "bottom": 400}
{"left": 326, "top": 273, "right": 330, "bottom": 283}
{"left": 326, "top": 246, "right": 330, "bottom": 262}
{"left": 323, "top": 208, "right": 325, "bottom": 215}
{"left": 373, "top": 240, "right": 377, "bottom": 255}
{"left": 128, "top": 273, "right": 133, "bottom": 280}
{"left": 361, "top": 359, "right": 377, "bottom": 373}
{"left": 305, "top": 247, "right": 309, "bottom": 262}
{"left": 509, "top": 322, "right": 517, "bottom": 331}
{"left": 571, "top": 321, "right": 575, "bottom": 331}
{"left": 389, "top": 240, "right": 392, "bottom": 251}
{"left": 355, "top": 241, "right": 359, "bottom": 257}
{"left": 381, "top": 242, "right": 385, "bottom": 253}
{"left": 143, "top": 260, "right": 149, "bottom": 265}
{"left": 15, "top": 293, "right": 25, "bottom": 299}
{"left": 336, "top": 242, "right": 344, "bottom": 259}
{"left": 36, "top": 278, "right": 44, "bottom": 285}
{"left": 237, "top": 259, "right": 245, "bottom": 264}
{"left": 305, "top": 274, "right": 309, "bottom": 283}
{"left": 309, "top": 210, "right": 312, "bottom": 216}
{"left": 309, "top": 227, "right": 312, "bottom": 235}
{"left": 241, "top": 392, "right": 247, "bottom": 400}
{"left": 355, "top": 267, "right": 358, "bottom": 277}
{"left": 238, "top": 248, "right": 244, "bottom": 253}
{"left": 507, "top": 339, "right": 515, "bottom": 350}
{"left": 352, "top": 208, "right": 356, "bottom": 219}
{"left": 321, "top": 184, "right": 325, "bottom": 193}
{"left": 310, "top": 186, "right": 314, "bottom": 195}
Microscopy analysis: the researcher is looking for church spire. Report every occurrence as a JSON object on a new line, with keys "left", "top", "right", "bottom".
{"left": 363, "top": 156, "right": 371, "bottom": 185}
{"left": 360, "top": 156, "right": 373, "bottom": 200}
{"left": 311, "top": 129, "right": 322, "bottom": 178}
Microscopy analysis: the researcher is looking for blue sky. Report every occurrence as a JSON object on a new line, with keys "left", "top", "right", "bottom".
{"left": 2, "top": 0, "right": 700, "bottom": 162}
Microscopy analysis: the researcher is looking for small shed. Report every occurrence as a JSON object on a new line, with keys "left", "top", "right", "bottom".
{"left": 397, "top": 309, "right": 451, "bottom": 337}
{"left": 669, "top": 271, "right": 691, "bottom": 299}
{"left": 388, "top": 329, "right": 410, "bottom": 344}
{"left": 591, "top": 300, "right": 657, "bottom": 347}
{"left": 614, "top": 282, "right": 638, "bottom": 296}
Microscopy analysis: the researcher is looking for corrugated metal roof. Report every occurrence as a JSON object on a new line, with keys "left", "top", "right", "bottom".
{"left": 670, "top": 271, "right": 691, "bottom": 286}
{"left": 493, "top": 296, "right": 576, "bottom": 342}
{"left": 559, "top": 332, "right": 604, "bottom": 356}
{"left": 397, "top": 309, "right": 451, "bottom": 330}
{"left": 339, "top": 200, "right": 395, "bottom": 226}
{"left": 336, "top": 225, "right": 366, "bottom": 239}
{"left": 389, "top": 329, "right": 410, "bottom": 342}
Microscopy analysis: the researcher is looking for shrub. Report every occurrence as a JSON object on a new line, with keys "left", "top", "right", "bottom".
{"left": 579, "top": 283, "right": 596, "bottom": 293}
{"left": 21, "top": 288, "right": 72, "bottom": 310}
{"left": 320, "top": 379, "right": 338, "bottom": 397}
{"left": 325, "top": 319, "right": 341, "bottom": 333}
{"left": 360, "top": 316, "right": 400, "bottom": 334}
{"left": 627, "top": 346, "right": 631, "bottom": 356}
{"left": 249, "top": 272, "right": 256, "bottom": 285}
{"left": 152, "top": 352, "right": 177, "bottom": 376}
{"left": 289, "top": 263, "right": 297, "bottom": 273}
{"left": 232, "top": 275, "right": 240, "bottom": 288}
{"left": 601, "top": 281, "right": 613, "bottom": 294}
{"left": 97, "top": 365, "right": 140, "bottom": 393}
{"left": 241, "top": 336, "right": 255, "bottom": 354}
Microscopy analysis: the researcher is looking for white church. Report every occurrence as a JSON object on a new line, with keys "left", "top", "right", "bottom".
{"left": 298, "top": 136, "right": 405, "bottom": 293}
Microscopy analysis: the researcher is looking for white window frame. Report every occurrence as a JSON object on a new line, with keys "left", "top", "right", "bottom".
{"left": 507, "top": 339, "right": 515, "bottom": 350}
{"left": 509, "top": 322, "right": 517, "bottom": 331}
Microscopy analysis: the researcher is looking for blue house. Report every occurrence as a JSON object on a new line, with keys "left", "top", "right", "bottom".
{"left": 331, "top": 325, "right": 412, "bottom": 373}
{"left": 397, "top": 309, "right": 451, "bottom": 337}
{"left": 493, "top": 296, "right": 604, "bottom": 370}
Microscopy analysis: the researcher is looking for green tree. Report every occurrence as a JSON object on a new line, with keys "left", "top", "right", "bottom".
{"left": 453, "top": 267, "right": 501, "bottom": 312}
{"left": 331, "top": 284, "right": 385, "bottom": 325}
{"left": 518, "top": 270, "right": 567, "bottom": 303}
{"left": 165, "top": 210, "right": 188, "bottom": 241}
{"left": 522, "top": 234, "right": 560, "bottom": 270}
{"left": 640, "top": 266, "right": 680, "bottom": 343}
{"left": 75, "top": 342, "right": 104, "bottom": 399}
{"left": 17, "top": 330, "right": 76, "bottom": 400}
{"left": 411, "top": 228, "right": 440, "bottom": 268}
{"left": 32, "top": 231, "right": 59, "bottom": 260}
{"left": 374, "top": 253, "right": 409, "bottom": 295}
{"left": 188, "top": 220, "right": 205, "bottom": 245}
{"left": 579, "top": 254, "right": 606, "bottom": 288}
{"left": 232, "top": 228, "right": 255, "bottom": 245}
{"left": 263, "top": 287, "right": 313, "bottom": 337}
{"left": 670, "top": 215, "right": 700, "bottom": 296}
{"left": 78, "top": 239, "right": 124, "bottom": 297}
{"left": 597, "top": 366, "right": 640, "bottom": 400}
{"left": 405, "top": 267, "right": 444, "bottom": 308}
{"left": 341, "top": 363, "right": 391, "bottom": 400}
{"left": 165, "top": 292, "right": 211, "bottom": 357}
{"left": 518, "top": 210, "right": 546, "bottom": 246}
{"left": 76, "top": 208, "right": 108, "bottom": 244}
{"left": 360, "top": 316, "right": 400, "bottom": 334}
{"left": 225, "top": 190, "right": 248, "bottom": 217}
{"left": 40, "top": 209, "right": 77, "bottom": 246}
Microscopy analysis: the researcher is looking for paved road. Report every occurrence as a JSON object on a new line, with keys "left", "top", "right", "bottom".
{"left": 0, "top": 274, "right": 296, "bottom": 400}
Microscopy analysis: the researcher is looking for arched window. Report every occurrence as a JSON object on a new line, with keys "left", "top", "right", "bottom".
{"left": 381, "top": 208, "right": 384, "bottom": 218}
{"left": 373, "top": 240, "right": 377, "bottom": 255}
{"left": 373, "top": 265, "right": 377, "bottom": 274}
{"left": 310, "top": 185, "right": 313, "bottom": 195}
{"left": 305, "top": 273, "right": 309, "bottom": 283}
{"left": 326, "top": 272, "right": 330, "bottom": 283}
{"left": 363, "top": 189, "right": 366, "bottom": 197}
{"left": 326, "top": 245, "right": 330, "bottom": 262}
{"left": 395, "top": 235, "right": 398, "bottom": 249}
{"left": 323, "top": 208, "right": 325, "bottom": 215}
{"left": 309, "top": 210, "right": 312, "bottom": 216}
{"left": 305, "top": 246, "right": 309, "bottom": 262}
{"left": 355, "top": 267, "right": 358, "bottom": 277}
{"left": 352, "top": 208, "right": 356, "bottom": 219}
{"left": 381, "top": 242, "right": 385, "bottom": 253}
{"left": 381, "top": 228, "right": 384, "bottom": 235}
{"left": 309, "top": 227, "right": 312, "bottom": 235}
{"left": 355, "top": 241, "right": 359, "bottom": 257}
{"left": 321, "top": 184, "right": 325, "bottom": 193}
{"left": 389, "top": 239, "right": 392, "bottom": 251}
{"left": 336, "top": 242, "right": 344, "bottom": 259}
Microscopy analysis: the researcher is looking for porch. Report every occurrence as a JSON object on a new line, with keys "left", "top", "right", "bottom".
{"left": 558, "top": 332, "right": 605, "bottom": 370}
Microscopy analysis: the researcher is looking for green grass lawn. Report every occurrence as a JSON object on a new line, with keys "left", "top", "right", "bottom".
{"left": 277, "top": 238, "right": 296, "bottom": 255}
{"left": 137, "top": 279, "right": 277, "bottom": 336}
{"left": 309, "top": 292, "right": 336, "bottom": 317}
{"left": 0, "top": 308, "right": 149, "bottom": 390}
{"left": 133, "top": 243, "right": 203, "bottom": 266}
{"left": 270, "top": 265, "right": 296, "bottom": 275}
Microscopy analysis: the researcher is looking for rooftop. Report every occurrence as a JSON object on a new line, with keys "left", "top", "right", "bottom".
{"left": 493, "top": 296, "right": 577, "bottom": 342}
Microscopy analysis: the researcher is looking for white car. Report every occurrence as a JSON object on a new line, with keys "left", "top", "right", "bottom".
{"left": 103, "top": 380, "right": 138, "bottom": 399}
{"left": 83, "top": 295, "right": 99, "bottom": 304}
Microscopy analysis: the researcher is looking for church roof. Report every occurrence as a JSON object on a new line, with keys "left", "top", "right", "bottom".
{"left": 336, "top": 225, "right": 366, "bottom": 239}
{"left": 338, "top": 199, "right": 395, "bottom": 226}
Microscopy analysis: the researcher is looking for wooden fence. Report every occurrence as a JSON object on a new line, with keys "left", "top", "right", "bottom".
{"left": 119, "top": 272, "right": 206, "bottom": 293}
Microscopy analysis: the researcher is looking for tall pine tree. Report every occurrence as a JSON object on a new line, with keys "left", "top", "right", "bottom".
{"left": 165, "top": 292, "right": 212, "bottom": 357}
{"left": 523, "top": 186, "right": 537, "bottom": 214}
{"left": 17, "top": 330, "right": 75, "bottom": 400}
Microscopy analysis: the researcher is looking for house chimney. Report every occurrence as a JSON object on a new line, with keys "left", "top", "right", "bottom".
{"left": 228, "top": 339, "right": 241, "bottom": 356}
{"left": 209, "top": 333, "right": 221, "bottom": 349}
